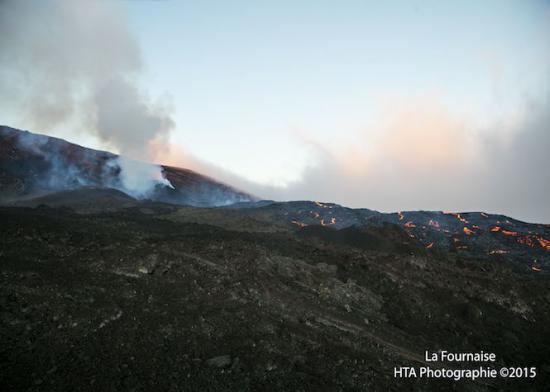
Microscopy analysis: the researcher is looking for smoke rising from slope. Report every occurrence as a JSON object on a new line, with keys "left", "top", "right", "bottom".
{"left": 0, "top": 0, "right": 173, "bottom": 195}
{"left": 140, "top": 92, "right": 550, "bottom": 222}
{"left": 94, "top": 79, "right": 175, "bottom": 159}
{"left": 1, "top": 1, "right": 548, "bottom": 220}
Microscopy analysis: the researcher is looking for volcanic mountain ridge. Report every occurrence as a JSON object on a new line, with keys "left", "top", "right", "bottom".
{"left": 1, "top": 125, "right": 550, "bottom": 391}
{"left": 0, "top": 125, "right": 254, "bottom": 207}
{"left": 1, "top": 125, "right": 549, "bottom": 272}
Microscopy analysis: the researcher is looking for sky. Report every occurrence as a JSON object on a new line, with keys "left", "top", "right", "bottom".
{"left": 1, "top": 0, "right": 550, "bottom": 222}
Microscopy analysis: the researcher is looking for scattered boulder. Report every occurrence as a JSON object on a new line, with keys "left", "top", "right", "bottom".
{"left": 206, "top": 355, "right": 232, "bottom": 368}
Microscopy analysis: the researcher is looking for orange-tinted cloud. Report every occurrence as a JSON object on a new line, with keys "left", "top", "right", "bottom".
{"left": 375, "top": 98, "right": 469, "bottom": 168}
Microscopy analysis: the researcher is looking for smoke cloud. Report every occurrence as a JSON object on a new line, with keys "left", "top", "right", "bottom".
{"left": 0, "top": 0, "right": 173, "bottom": 196}
{"left": 116, "top": 156, "right": 174, "bottom": 198}
{"left": 140, "top": 92, "right": 550, "bottom": 223}
{"left": 247, "top": 94, "right": 550, "bottom": 224}
{"left": 1, "top": 1, "right": 548, "bottom": 221}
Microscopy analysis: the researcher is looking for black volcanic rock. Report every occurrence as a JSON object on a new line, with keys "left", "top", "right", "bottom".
{"left": 12, "top": 187, "right": 138, "bottom": 213}
{"left": 0, "top": 204, "right": 549, "bottom": 391}
{"left": 184, "top": 200, "right": 549, "bottom": 271}
{"left": 1, "top": 125, "right": 550, "bottom": 391}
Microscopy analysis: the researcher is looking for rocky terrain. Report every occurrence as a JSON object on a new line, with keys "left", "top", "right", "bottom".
{"left": 0, "top": 126, "right": 253, "bottom": 207}
{"left": 1, "top": 127, "right": 549, "bottom": 391}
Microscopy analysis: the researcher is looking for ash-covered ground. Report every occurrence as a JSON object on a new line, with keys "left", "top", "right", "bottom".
{"left": 1, "top": 198, "right": 549, "bottom": 391}
{"left": 1, "top": 127, "right": 549, "bottom": 391}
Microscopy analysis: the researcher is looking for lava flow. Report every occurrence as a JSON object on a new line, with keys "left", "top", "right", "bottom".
{"left": 463, "top": 227, "right": 475, "bottom": 235}
{"left": 320, "top": 217, "right": 337, "bottom": 226}
{"left": 291, "top": 220, "right": 307, "bottom": 228}
{"left": 454, "top": 213, "right": 469, "bottom": 224}
{"left": 537, "top": 237, "right": 550, "bottom": 250}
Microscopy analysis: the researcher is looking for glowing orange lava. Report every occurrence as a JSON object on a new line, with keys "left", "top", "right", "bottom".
{"left": 320, "top": 217, "right": 338, "bottom": 226}
{"left": 463, "top": 227, "right": 474, "bottom": 235}
{"left": 501, "top": 229, "right": 519, "bottom": 237}
{"left": 291, "top": 220, "right": 307, "bottom": 228}
{"left": 537, "top": 237, "right": 550, "bottom": 250}
{"left": 454, "top": 213, "right": 469, "bottom": 224}
{"left": 443, "top": 211, "right": 469, "bottom": 224}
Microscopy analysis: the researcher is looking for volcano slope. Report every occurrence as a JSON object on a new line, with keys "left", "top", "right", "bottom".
{"left": 0, "top": 125, "right": 254, "bottom": 207}
{"left": 1, "top": 199, "right": 549, "bottom": 391}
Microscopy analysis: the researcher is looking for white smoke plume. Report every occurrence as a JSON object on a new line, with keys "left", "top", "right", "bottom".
{"left": 116, "top": 156, "right": 174, "bottom": 198}
{"left": 0, "top": 0, "right": 173, "bottom": 196}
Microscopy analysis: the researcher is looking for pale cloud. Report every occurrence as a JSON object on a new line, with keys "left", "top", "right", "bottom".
{"left": 223, "top": 94, "right": 549, "bottom": 223}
